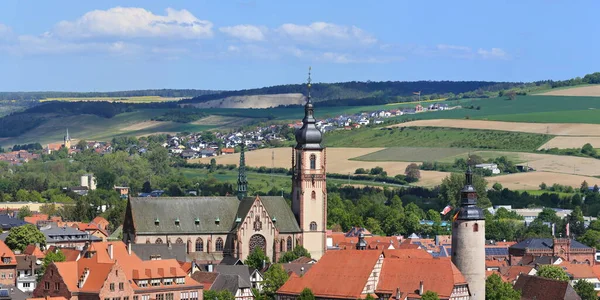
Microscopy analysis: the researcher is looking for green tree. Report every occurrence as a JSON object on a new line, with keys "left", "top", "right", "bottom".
{"left": 581, "top": 180, "right": 590, "bottom": 193}
{"left": 15, "top": 189, "right": 29, "bottom": 202}
{"left": 492, "top": 182, "right": 503, "bottom": 191}
{"left": 40, "top": 203, "right": 58, "bottom": 216}
{"left": 578, "top": 230, "right": 600, "bottom": 250}
{"left": 17, "top": 206, "right": 33, "bottom": 220}
{"left": 147, "top": 146, "right": 170, "bottom": 175}
{"left": 539, "top": 182, "right": 547, "bottom": 190}
{"left": 210, "top": 158, "right": 217, "bottom": 173}
{"left": 38, "top": 249, "right": 66, "bottom": 282}
{"left": 537, "top": 265, "right": 570, "bottom": 281}
{"left": 574, "top": 279, "right": 596, "bottom": 300}
{"left": 262, "top": 264, "right": 289, "bottom": 299}
{"left": 581, "top": 143, "right": 597, "bottom": 157}
{"left": 96, "top": 169, "right": 117, "bottom": 190}
{"left": 537, "top": 208, "right": 560, "bottom": 224}
{"left": 204, "top": 290, "right": 235, "bottom": 300}
{"left": 485, "top": 273, "right": 520, "bottom": 300}
{"left": 76, "top": 140, "right": 88, "bottom": 150}
{"left": 421, "top": 291, "right": 440, "bottom": 300}
{"left": 5, "top": 224, "right": 46, "bottom": 251}
{"left": 244, "top": 247, "right": 270, "bottom": 270}
{"left": 404, "top": 163, "right": 421, "bottom": 182}
{"left": 279, "top": 245, "right": 312, "bottom": 263}
{"left": 439, "top": 172, "right": 491, "bottom": 208}
{"left": 298, "top": 288, "right": 315, "bottom": 300}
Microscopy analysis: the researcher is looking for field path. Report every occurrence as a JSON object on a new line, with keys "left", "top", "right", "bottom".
{"left": 390, "top": 119, "right": 600, "bottom": 136}
{"left": 537, "top": 85, "right": 600, "bottom": 96}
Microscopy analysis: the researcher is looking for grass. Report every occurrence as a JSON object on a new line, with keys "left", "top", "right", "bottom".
{"left": 437, "top": 151, "right": 526, "bottom": 164}
{"left": 352, "top": 147, "right": 469, "bottom": 162}
{"left": 324, "top": 127, "right": 553, "bottom": 151}
{"left": 41, "top": 96, "right": 183, "bottom": 103}
{"left": 517, "top": 189, "right": 575, "bottom": 198}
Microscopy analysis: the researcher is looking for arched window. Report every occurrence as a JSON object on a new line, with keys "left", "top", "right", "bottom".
{"left": 310, "top": 154, "right": 316, "bottom": 170}
{"left": 216, "top": 238, "right": 224, "bottom": 252}
{"left": 280, "top": 239, "right": 284, "bottom": 252}
{"left": 175, "top": 238, "right": 184, "bottom": 244}
{"left": 473, "top": 223, "right": 479, "bottom": 232}
{"left": 311, "top": 191, "right": 316, "bottom": 200}
{"left": 195, "top": 238, "right": 203, "bottom": 252}
{"left": 249, "top": 234, "right": 267, "bottom": 255}
{"left": 155, "top": 238, "right": 163, "bottom": 244}
{"left": 287, "top": 236, "right": 293, "bottom": 252}
{"left": 310, "top": 222, "right": 317, "bottom": 231}
{"left": 146, "top": 239, "right": 150, "bottom": 244}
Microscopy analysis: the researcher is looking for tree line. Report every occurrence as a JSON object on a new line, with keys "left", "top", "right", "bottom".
{"left": 0, "top": 89, "right": 218, "bottom": 101}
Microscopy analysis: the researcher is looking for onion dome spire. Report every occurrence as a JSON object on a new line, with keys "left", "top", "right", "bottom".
{"left": 295, "top": 67, "right": 323, "bottom": 150}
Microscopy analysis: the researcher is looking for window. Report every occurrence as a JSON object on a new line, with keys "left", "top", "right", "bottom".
{"left": 195, "top": 238, "right": 203, "bottom": 252}
{"left": 189, "top": 291, "right": 198, "bottom": 300}
{"left": 311, "top": 191, "right": 316, "bottom": 200}
{"left": 112, "top": 297, "right": 121, "bottom": 300}
{"left": 280, "top": 239, "right": 284, "bottom": 252}
{"left": 151, "top": 279, "right": 161, "bottom": 286}
{"left": 181, "top": 292, "right": 189, "bottom": 300}
{"left": 23, "top": 283, "right": 30, "bottom": 288}
{"left": 124, "top": 297, "right": 129, "bottom": 300}
{"left": 137, "top": 280, "right": 148, "bottom": 288}
{"left": 110, "top": 283, "right": 115, "bottom": 291}
{"left": 119, "top": 282, "right": 124, "bottom": 291}
{"left": 2, "top": 257, "right": 10, "bottom": 264}
{"left": 44, "top": 282, "right": 50, "bottom": 290}
{"left": 287, "top": 236, "right": 292, "bottom": 252}
{"left": 142, "top": 296, "right": 150, "bottom": 300}
{"left": 8, "top": 273, "right": 12, "bottom": 279}
{"left": 134, "top": 296, "right": 139, "bottom": 300}
{"left": 216, "top": 237, "right": 224, "bottom": 251}
{"left": 105, "top": 298, "right": 110, "bottom": 300}
{"left": 1, "top": 273, "right": 5, "bottom": 279}
{"left": 155, "top": 238, "right": 163, "bottom": 244}
{"left": 310, "top": 222, "right": 317, "bottom": 231}
{"left": 55, "top": 282, "right": 60, "bottom": 290}
{"left": 166, "top": 293, "right": 173, "bottom": 300}
{"left": 175, "top": 277, "right": 185, "bottom": 285}
{"left": 473, "top": 223, "right": 479, "bottom": 232}
{"left": 310, "top": 154, "right": 316, "bottom": 169}
{"left": 164, "top": 278, "right": 173, "bottom": 286}
{"left": 175, "top": 238, "right": 184, "bottom": 244}
{"left": 156, "top": 294, "right": 164, "bottom": 300}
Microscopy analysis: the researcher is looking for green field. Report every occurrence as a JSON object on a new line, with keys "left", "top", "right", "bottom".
{"left": 517, "top": 190, "right": 575, "bottom": 198}
{"left": 324, "top": 127, "right": 553, "bottom": 151}
{"left": 436, "top": 150, "right": 526, "bottom": 164}
{"left": 41, "top": 96, "right": 183, "bottom": 103}
{"left": 352, "top": 147, "right": 470, "bottom": 162}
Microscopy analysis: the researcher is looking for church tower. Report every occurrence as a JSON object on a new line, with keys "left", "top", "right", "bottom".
{"left": 63, "top": 128, "right": 71, "bottom": 149}
{"left": 292, "top": 67, "right": 327, "bottom": 259}
{"left": 237, "top": 142, "right": 248, "bottom": 200}
{"left": 451, "top": 167, "right": 485, "bottom": 300}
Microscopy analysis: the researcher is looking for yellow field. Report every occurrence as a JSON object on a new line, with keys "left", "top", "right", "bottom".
{"left": 537, "top": 85, "right": 600, "bottom": 97}
{"left": 40, "top": 96, "right": 183, "bottom": 103}
{"left": 539, "top": 136, "right": 600, "bottom": 150}
{"left": 490, "top": 172, "right": 600, "bottom": 190}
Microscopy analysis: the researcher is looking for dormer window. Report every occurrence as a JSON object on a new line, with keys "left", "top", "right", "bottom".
{"left": 151, "top": 279, "right": 161, "bottom": 286}
{"left": 137, "top": 280, "right": 148, "bottom": 288}
{"left": 2, "top": 257, "right": 10, "bottom": 264}
{"left": 175, "top": 218, "right": 180, "bottom": 226}
{"left": 195, "top": 218, "right": 200, "bottom": 225}
{"left": 175, "top": 277, "right": 185, "bottom": 285}
{"left": 155, "top": 218, "right": 160, "bottom": 226}
{"left": 215, "top": 217, "right": 220, "bottom": 225}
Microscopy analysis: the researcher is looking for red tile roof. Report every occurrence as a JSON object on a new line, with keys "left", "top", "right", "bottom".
{"left": 24, "top": 214, "right": 49, "bottom": 225}
{"left": 559, "top": 263, "right": 596, "bottom": 279}
{"left": 500, "top": 266, "right": 534, "bottom": 283}
{"left": 24, "top": 244, "right": 45, "bottom": 259}
{"left": 46, "top": 247, "right": 80, "bottom": 262}
{"left": 0, "top": 240, "right": 16, "bottom": 265}
{"left": 28, "top": 297, "right": 68, "bottom": 300}
{"left": 382, "top": 249, "right": 432, "bottom": 259}
{"left": 278, "top": 250, "right": 383, "bottom": 299}
{"left": 514, "top": 274, "right": 580, "bottom": 300}
{"left": 377, "top": 257, "right": 466, "bottom": 298}
{"left": 191, "top": 271, "right": 219, "bottom": 290}
{"left": 91, "top": 216, "right": 109, "bottom": 226}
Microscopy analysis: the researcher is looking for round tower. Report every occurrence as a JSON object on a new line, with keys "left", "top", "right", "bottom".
{"left": 451, "top": 167, "right": 485, "bottom": 300}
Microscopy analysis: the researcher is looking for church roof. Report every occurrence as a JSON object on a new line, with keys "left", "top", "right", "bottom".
{"left": 510, "top": 238, "right": 591, "bottom": 251}
{"left": 129, "top": 195, "right": 300, "bottom": 235}
{"left": 129, "top": 196, "right": 241, "bottom": 234}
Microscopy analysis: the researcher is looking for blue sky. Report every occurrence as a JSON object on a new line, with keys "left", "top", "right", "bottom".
{"left": 0, "top": 1, "right": 598, "bottom": 91}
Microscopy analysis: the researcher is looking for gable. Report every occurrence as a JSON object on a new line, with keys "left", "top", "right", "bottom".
{"left": 129, "top": 196, "right": 240, "bottom": 234}
{"left": 259, "top": 196, "right": 301, "bottom": 233}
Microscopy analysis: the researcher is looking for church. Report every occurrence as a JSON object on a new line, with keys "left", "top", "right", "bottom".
{"left": 123, "top": 71, "right": 327, "bottom": 262}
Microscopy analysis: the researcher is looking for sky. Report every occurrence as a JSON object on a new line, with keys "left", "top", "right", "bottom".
{"left": 0, "top": 1, "right": 598, "bottom": 92}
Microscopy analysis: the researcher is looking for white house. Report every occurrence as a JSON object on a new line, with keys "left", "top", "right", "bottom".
{"left": 475, "top": 163, "right": 501, "bottom": 174}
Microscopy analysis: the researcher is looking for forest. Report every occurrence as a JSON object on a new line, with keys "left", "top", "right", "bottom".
{"left": 0, "top": 89, "right": 218, "bottom": 101}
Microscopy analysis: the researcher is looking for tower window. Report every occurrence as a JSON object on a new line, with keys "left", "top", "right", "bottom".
{"left": 155, "top": 238, "right": 163, "bottom": 244}
{"left": 311, "top": 191, "right": 316, "bottom": 200}
{"left": 310, "top": 222, "right": 317, "bottom": 231}
{"left": 216, "top": 238, "right": 224, "bottom": 251}
{"left": 287, "top": 236, "right": 293, "bottom": 251}
{"left": 473, "top": 223, "right": 479, "bottom": 232}
{"left": 310, "top": 154, "right": 316, "bottom": 170}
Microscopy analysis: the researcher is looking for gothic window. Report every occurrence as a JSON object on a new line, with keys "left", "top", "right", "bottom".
{"left": 249, "top": 234, "right": 267, "bottom": 255}
{"left": 253, "top": 216, "right": 263, "bottom": 231}
{"left": 146, "top": 239, "right": 150, "bottom": 244}
{"left": 310, "top": 222, "right": 317, "bottom": 231}
{"left": 473, "top": 223, "right": 479, "bottom": 232}
{"left": 155, "top": 238, "right": 163, "bottom": 244}
{"left": 175, "top": 238, "right": 184, "bottom": 244}
{"left": 310, "top": 154, "right": 316, "bottom": 169}
{"left": 287, "top": 236, "right": 293, "bottom": 252}
{"left": 280, "top": 239, "right": 284, "bottom": 252}
{"left": 216, "top": 238, "right": 224, "bottom": 252}
{"left": 311, "top": 191, "right": 316, "bottom": 200}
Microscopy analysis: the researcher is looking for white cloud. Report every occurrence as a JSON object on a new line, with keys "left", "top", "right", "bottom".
{"left": 437, "top": 44, "right": 471, "bottom": 52}
{"left": 220, "top": 25, "right": 267, "bottom": 41}
{"left": 53, "top": 7, "right": 213, "bottom": 39}
{"left": 277, "top": 22, "right": 377, "bottom": 46}
{"left": 227, "top": 45, "right": 240, "bottom": 52}
{"left": 478, "top": 47, "right": 508, "bottom": 59}
{"left": 0, "top": 23, "right": 12, "bottom": 38}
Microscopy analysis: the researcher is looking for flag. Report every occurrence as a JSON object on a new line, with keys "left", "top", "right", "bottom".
{"left": 441, "top": 205, "right": 453, "bottom": 215}
{"left": 413, "top": 91, "right": 421, "bottom": 95}
{"left": 566, "top": 223, "right": 570, "bottom": 237}
{"left": 452, "top": 211, "right": 459, "bottom": 222}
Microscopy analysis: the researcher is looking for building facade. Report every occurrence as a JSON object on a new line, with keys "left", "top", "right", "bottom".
{"left": 451, "top": 168, "right": 485, "bottom": 300}
{"left": 123, "top": 70, "right": 327, "bottom": 262}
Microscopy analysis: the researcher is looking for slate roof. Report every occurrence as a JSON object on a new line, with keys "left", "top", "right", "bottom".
{"left": 511, "top": 238, "right": 591, "bottom": 250}
{"left": 191, "top": 271, "right": 219, "bottom": 290}
{"left": 210, "top": 274, "right": 251, "bottom": 293}
{"left": 129, "top": 196, "right": 241, "bottom": 234}
{"left": 214, "top": 265, "right": 253, "bottom": 284}
{"left": 131, "top": 243, "right": 187, "bottom": 261}
{"left": 513, "top": 274, "right": 580, "bottom": 300}
{"left": 0, "top": 215, "right": 26, "bottom": 230}
{"left": 41, "top": 225, "right": 101, "bottom": 243}
{"left": 129, "top": 196, "right": 300, "bottom": 235}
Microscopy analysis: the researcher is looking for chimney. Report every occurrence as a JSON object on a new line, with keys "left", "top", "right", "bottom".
{"left": 108, "top": 243, "right": 113, "bottom": 260}
{"left": 395, "top": 287, "right": 401, "bottom": 300}
{"left": 419, "top": 281, "right": 424, "bottom": 295}
{"left": 300, "top": 267, "right": 305, "bottom": 276}
{"left": 127, "top": 239, "right": 132, "bottom": 255}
